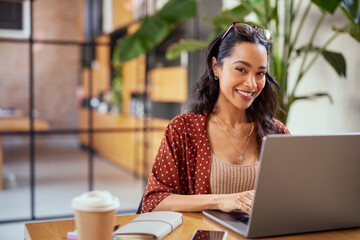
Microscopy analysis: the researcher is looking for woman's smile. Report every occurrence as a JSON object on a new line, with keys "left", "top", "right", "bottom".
{"left": 235, "top": 89, "right": 256, "bottom": 100}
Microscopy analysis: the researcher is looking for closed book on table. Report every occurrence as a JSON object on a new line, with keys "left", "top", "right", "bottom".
{"left": 113, "top": 211, "right": 183, "bottom": 240}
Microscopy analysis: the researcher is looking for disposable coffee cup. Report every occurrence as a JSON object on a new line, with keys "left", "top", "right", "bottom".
{"left": 72, "top": 190, "right": 120, "bottom": 240}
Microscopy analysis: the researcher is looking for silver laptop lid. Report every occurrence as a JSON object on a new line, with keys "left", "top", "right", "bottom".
{"left": 248, "top": 133, "right": 360, "bottom": 238}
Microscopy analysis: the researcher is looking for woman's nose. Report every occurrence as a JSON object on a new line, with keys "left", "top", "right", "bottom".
{"left": 244, "top": 74, "right": 257, "bottom": 89}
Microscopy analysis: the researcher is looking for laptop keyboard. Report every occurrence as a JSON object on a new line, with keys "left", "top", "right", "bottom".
{"left": 232, "top": 211, "right": 250, "bottom": 224}
{"left": 203, "top": 210, "right": 250, "bottom": 234}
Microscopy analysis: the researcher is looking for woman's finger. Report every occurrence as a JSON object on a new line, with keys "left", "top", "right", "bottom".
{"left": 239, "top": 202, "right": 252, "bottom": 215}
{"left": 244, "top": 190, "right": 255, "bottom": 200}
{"left": 244, "top": 192, "right": 254, "bottom": 206}
{"left": 231, "top": 191, "right": 255, "bottom": 214}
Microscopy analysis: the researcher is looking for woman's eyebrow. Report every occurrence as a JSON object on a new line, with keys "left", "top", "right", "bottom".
{"left": 232, "top": 60, "right": 251, "bottom": 67}
{"left": 232, "top": 60, "right": 267, "bottom": 69}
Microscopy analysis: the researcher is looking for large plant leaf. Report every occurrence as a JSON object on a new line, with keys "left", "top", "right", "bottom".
{"left": 311, "top": 0, "right": 342, "bottom": 14}
{"left": 340, "top": 0, "right": 360, "bottom": 41}
{"left": 340, "top": 0, "right": 360, "bottom": 25}
{"left": 242, "top": 0, "right": 273, "bottom": 26}
{"left": 321, "top": 50, "right": 346, "bottom": 77}
{"left": 202, "top": 0, "right": 264, "bottom": 26}
{"left": 202, "top": 4, "right": 251, "bottom": 29}
{"left": 114, "top": 0, "right": 197, "bottom": 64}
{"left": 201, "top": 3, "right": 254, "bottom": 41}
{"left": 229, "top": 4, "right": 252, "bottom": 18}
{"left": 202, "top": 15, "right": 235, "bottom": 30}
{"left": 294, "top": 92, "right": 334, "bottom": 103}
{"left": 166, "top": 39, "right": 209, "bottom": 60}
{"left": 296, "top": 45, "right": 346, "bottom": 77}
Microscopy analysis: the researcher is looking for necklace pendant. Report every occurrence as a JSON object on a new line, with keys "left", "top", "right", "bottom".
{"left": 238, "top": 155, "right": 244, "bottom": 161}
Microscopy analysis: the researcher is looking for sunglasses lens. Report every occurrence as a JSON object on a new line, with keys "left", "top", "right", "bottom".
{"left": 234, "top": 23, "right": 252, "bottom": 36}
{"left": 257, "top": 28, "right": 274, "bottom": 42}
{"left": 221, "top": 22, "right": 273, "bottom": 44}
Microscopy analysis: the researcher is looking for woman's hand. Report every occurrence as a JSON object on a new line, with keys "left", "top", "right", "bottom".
{"left": 216, "top": 190, "right": 255, "bottom": 215}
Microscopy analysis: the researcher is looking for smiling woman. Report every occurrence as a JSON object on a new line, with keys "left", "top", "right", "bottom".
{"left": 140, "top": 22, "right": 290, "bottom": 215}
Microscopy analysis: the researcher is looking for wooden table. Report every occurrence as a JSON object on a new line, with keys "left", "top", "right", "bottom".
{"left": 0, "top": 116, "right": 50, "bottom": 189}
{"left": 24, "top": 212, "right": 360, "bottom": 240}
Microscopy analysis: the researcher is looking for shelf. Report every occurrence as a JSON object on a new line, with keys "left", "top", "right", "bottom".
{"left": 148, "top": 66, "right": 188, "bottom": 102}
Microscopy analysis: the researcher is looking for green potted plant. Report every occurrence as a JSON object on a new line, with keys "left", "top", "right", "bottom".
{"left": 112, "top": 0, "right": 359, "bottom": 124}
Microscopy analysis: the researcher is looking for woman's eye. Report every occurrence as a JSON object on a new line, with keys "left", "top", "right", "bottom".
{"left": 236, "top": 68, "right": 246, "bottom": 73}
{"left": 257, "top": 72, "right": 266, "bottom": 76}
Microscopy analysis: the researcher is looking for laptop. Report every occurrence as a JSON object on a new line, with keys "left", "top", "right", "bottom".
{"left": 203, "top": 133, "right": 360, "bottom": 238}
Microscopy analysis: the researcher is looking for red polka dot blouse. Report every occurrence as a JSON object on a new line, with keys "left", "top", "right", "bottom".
{"left": 141, "top": 112, "right": 290, "bottom": 213}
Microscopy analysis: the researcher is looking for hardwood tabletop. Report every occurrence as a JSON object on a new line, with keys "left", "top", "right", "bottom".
{"left": 24, "top": 212, "right": 360, "bottom": 240}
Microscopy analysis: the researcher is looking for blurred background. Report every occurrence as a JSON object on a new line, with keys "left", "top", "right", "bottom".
{"left": 0, "top": 0, "right": 359, "bottom": 239}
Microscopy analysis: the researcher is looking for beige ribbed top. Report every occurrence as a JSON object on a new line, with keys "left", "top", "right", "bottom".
{"left": 210, "top": 153, "right": 259, "bottom": 194}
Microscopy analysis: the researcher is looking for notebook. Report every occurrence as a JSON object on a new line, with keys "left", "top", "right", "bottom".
{"left": 114, "top": 211, "right": 183, "bottom": 240}
{"left": 203, "top": 133, "right": 360, "bottom": 238}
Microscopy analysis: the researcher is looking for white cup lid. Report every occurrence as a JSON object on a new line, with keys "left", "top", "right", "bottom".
{"left": 71, "top": 190, "right": 120, "bottom": 212}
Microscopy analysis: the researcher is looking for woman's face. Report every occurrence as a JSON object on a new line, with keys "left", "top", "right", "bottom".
{"left": 213, "top": 42, "right": 268, "bottom": 111}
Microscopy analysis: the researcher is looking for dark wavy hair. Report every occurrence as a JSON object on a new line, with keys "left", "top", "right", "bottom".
{"left": 191, "top": 27, "right": 280, "bottom": 143}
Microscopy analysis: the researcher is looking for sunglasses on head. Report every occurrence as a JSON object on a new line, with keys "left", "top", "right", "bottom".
{"left": 219, "top": 22, "right": 274, "bottom": 44}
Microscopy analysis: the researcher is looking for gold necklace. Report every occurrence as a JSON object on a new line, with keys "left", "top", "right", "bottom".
{"left": 215, "top": 113, "right": 254, "bottom": 140}
{"left": 214, "top": 114, "right": 252, "bottom": 161}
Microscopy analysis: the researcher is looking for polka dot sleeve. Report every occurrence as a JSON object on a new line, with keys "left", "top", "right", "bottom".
{"left": 141, "top": 118, "right": 184, "bottom": 213}
{"left": 273, "top": 118, "right": 290, "bottom": 134}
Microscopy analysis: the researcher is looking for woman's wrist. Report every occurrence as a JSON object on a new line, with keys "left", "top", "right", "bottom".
{"left": 207, "top": 194, "right": 222, "bottom": 210}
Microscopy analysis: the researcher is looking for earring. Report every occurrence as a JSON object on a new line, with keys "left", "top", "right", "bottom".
{"left": 214, "top": 76, "right": 219, "bottom": 80}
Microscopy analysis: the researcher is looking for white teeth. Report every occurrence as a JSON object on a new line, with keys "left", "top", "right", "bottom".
{"left": 236, "top": 90, "right": 252, "bottom": 97}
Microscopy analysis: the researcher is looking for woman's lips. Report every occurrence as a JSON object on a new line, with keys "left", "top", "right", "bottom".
{"left": 236, "top": 89, "right": 255, "bottom": 100}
